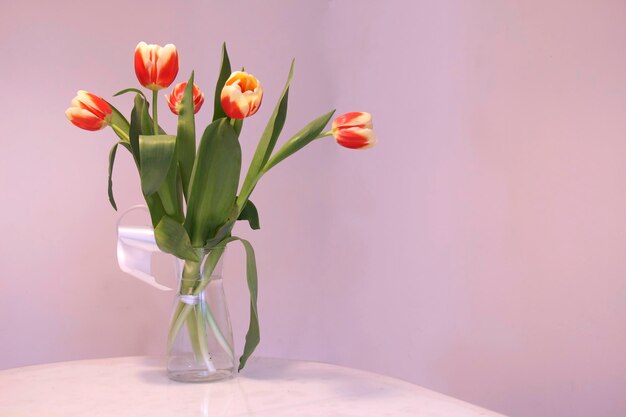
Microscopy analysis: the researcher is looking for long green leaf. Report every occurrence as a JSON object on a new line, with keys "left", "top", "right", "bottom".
{"left": 154, "top": 216, "right": 200, "bottom": 262}
{"left": 185, "top": 119, "right": 241, "bottom": 247}
{"left": 139, "top": 134, "right": 177, "bottom": 196}
{"left": 145, "top": 193, "right": 166, "bottom": 228}
{"left": 106, "top": 141, "right": 134, "bottom": 211}
{"left": 113, "top": 87, "right": 147, "bottom": 101}
{"left": 263, "top": 110, "right": 335, "bottom": 172}
{"left": 237, "top": 60, "right": 295, "bottom": 208}
{"left": 129, "top": 95, "right": 144, "bottom": 165}
{"left": 235, "top": 237, "right": 259, "bottom": 371}
{"left": 176, "top": 72, "right": 197, "bottom": 201}
{"left": 212, "top": 43, "right": 232, "bottom": 121}
{"left": 157, "top": 146, "right": 184, "bottom": 222}
{"left": 237, "top": 199, "right": 260, "bottom": 230}
{"left": 107, "top": 143, "right": 119, "bottom": 210}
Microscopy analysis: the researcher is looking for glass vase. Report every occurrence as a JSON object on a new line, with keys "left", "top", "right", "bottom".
{"left": 166, "top": 249, "right": 236, "bottom": 382}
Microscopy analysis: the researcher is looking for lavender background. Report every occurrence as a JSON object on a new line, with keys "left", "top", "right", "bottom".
{"left": 1, "top": 1, "right": 625, "bottom": 417}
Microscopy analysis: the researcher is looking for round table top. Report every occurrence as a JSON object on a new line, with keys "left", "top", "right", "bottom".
{"left": 0, "top": 356, "right": 506, "bottom": 417}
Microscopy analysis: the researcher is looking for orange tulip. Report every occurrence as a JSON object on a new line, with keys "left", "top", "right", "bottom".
{"left": 166, "top": 82, "right": 205, "bottom": 115}
{"left": 331, "top": 112, "right": 377, "bottom": 149}
{"left": 134, "top": 42, "right": 179, "bottom": 91}
{"left": 65, "top": 90, "right": 113, "bottom": 131}
{"left": 220, "top": 71, "right": 263, "bottom": 119}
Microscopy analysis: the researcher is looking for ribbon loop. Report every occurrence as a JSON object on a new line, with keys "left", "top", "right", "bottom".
{"left": 116, "top": 205, "right": 174, "bottom": 291}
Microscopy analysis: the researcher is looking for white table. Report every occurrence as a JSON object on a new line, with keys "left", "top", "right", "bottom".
{"left": 0, "top": 357, "right": 507, "bottom": 416}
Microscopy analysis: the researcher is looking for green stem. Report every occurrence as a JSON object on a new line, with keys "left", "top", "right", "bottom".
{"left": 152, "top": 90, "right": 159, "bottom": 134}
{"left": 203, "top": 299, "right": 235, "bottom": 361}
{"left": 167, "top": 248, "right": 226, "bottom": 355}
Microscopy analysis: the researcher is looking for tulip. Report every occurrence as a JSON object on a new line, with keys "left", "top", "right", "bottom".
{"left": 134, "top": 42, "right": 179, "bottom": 91}
{"left": 65, "top": 90, "right": 113, "bottom": 131}
{"left": 220, "top": 71, "right": 263, "bottom": 119}
{"left": 331, "top": 112, "right": 377, "bottom": 149}
{"left": 165, "top": 82, "right": 205, "bottom": 115}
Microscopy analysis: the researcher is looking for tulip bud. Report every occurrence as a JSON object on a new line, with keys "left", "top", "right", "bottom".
{"left": 65, "top": 90, "right": 113, "bottom": 131}
{"left": 134, "top": 42, "right": 179, "bottom": 91}
{"left": 331, "top": 112, "right": 377, "bottom": 149}
{"left": 165, "top": 82, "right": 205, "bottom": 115}
{"left": 220, "top": 71, "right": 263, "bottom": 119}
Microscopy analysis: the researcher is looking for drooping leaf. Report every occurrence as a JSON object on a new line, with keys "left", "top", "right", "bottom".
{"left": 139, "top": 134, "right": 177, "bottom": 196}
{"left": 232, "top": 236, "right": 260, "bottom": 371}
{"left": 154, "top": 216, "right": 200, "bottom": 262}
{"left": 237, "top": 60, "right": 295, "bottom": 209}
{"left": 212, "top": 43, "right": 232, "bottom": 122}
{"left": 106, "top": 141, "right": 134, "bottom": 211}
{"left": 204, "top": 235, "right": 260, "bottom": 371}
{"left": 113, "top": 87, "right": 147, "bottom": 101}
{"left": 184, "top": 119, "right": 241, "bottom": 247}
{"left": 107, "top": 143, "right": 119, "bottom": 210}
{"left": 176, "top": 72, "right": 197, "bottom": 201}
{"left": 237, "top": 199, "right": 260, "bottom": 230}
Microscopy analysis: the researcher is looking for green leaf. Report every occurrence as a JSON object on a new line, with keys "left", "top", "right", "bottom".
{"left": 212, "top": 43, "right": 232, "bottom": 122}
{"left": 113, "top": 87, "right": 147, "bottom": 101}
{"left": 104, "top": 101, "right": 130, "bottom": 143}
{"left": 176, "top": 72, "right": 197, "bottom": 201}
{"left": 129, "top": 95, "right": 145, "bottom": 165}
{"left": 107, "top": 143, "right": 119, "bottom": 210}
{"left": 205, "top": 235, "right": 259, "bottom": 371}
{"left": 157, "top": 145, "right": 184, "bottom": 222}
{"left": 233, "top": 118, "right": 243, "bottom": 136}
{"left": 232, "top": 236, "right": 259, "bottom": 371}
{"left": 237, "top": 199, "right": 260, "bottom": 230}
{"left": 185, "top": 119, "right": 241, "bottom": 247}
{"left": 137, "top": 95, "right": 154, "bottom": 136}
{"left": 139, "top": 134, "right": 177, "bottom": 196}
{"left": 144, "top": 192, "right": 166, "bottom": 228}
{"left": 263, "top": 110, "right": 335, "bottom": 172}
{"left": 154, "top": 216, "right": 200, "bottom": 262}
{"left": 237, "top": 60, "right": 295, "bottom": 209}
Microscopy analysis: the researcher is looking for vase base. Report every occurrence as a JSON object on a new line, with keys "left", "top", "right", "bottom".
{"left": 167, "top": 368, "right": 235, "bottom": 383}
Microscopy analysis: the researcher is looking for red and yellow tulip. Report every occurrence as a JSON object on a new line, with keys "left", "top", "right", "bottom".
{"left": 65, "top": 90, "right": 113, "bottom": 131}
{"left": 166, "top": 82, "right": 205, "bottom": 115}
{"left": 220, "top": 71, "right": 263, "bottom": 119}
{"left": 331, "top": 112, "right": 377, "bottom": 149}
{"left": 134, "top": 42, "right": 179, "bottom": 91}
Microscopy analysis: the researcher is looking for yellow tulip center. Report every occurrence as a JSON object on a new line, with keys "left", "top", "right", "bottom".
{"left": 227, "top": 73, "right": 258, "bottom": 93}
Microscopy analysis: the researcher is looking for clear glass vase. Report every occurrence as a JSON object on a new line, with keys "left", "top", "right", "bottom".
{"left": 166, "top": 249, "right": 236, "bottom": 382}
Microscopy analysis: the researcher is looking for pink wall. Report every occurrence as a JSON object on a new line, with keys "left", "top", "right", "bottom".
{"left": 1, "top": 1, "right": 625, "bottom": 417}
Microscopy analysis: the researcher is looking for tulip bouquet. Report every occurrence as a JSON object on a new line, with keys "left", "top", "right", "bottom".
{"left": 66, "top": 42, "right": 376, "bottom": 378}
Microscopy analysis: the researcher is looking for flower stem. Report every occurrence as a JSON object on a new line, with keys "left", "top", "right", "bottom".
{"left": 152, "top": 90, "right": 159, "bottom": 134}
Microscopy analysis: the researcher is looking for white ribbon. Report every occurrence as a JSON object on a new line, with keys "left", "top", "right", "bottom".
{"left": 116, "top": 205, "right": 174, "bottom": 291}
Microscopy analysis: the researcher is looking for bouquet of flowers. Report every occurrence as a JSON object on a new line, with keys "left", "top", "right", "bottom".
{"left": 66, "top": 42, "right": 376, "bottom": 380}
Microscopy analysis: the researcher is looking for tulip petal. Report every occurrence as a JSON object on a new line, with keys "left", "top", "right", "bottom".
{"left": 65, "top": 107, "right": 107, "bottom": 131}
{"left": 134, "top": 42, "right": 153, "bottom": 88}
{"left": 335, "top": 127, "right": 377, "bottom": 149}
{"left": 134, "top": 42, "right": 179, "bottom": 90}
{"left": 332, "top": 111, "right": 373, "bottom": 131}
{"left": 156, "top": 44, "right": 179, "bottom": 89}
